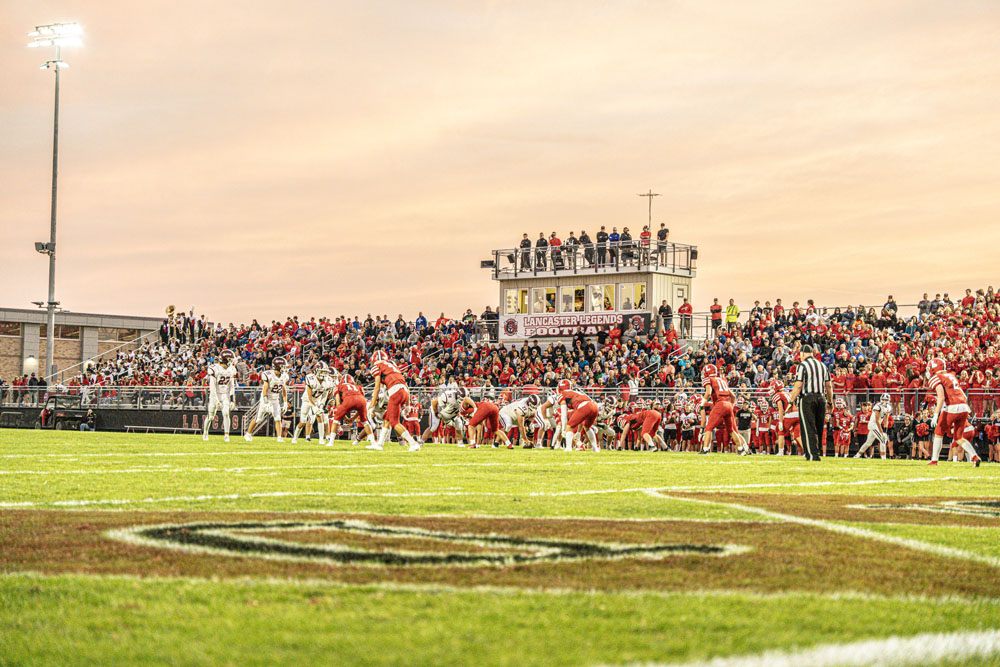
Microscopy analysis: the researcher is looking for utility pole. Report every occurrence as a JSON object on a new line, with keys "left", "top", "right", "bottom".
{"left": 637, "top": 189, "right": 660, "bottom": 227}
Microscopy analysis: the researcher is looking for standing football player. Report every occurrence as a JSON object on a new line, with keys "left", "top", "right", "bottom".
{"left": 244, "top": 356, "right": 289, "bottom": 442}
{"left": 367, "top": 349, "right": 422, "bottom": 451}
{"left": 831, "top": 397, "right": 853, "bottom": 457}
{"left": 203, "top": 349, "right": 237, "bottom": 442}
{"left": 927, "top": 358, "right": 981, "bottom": 466}
{"left": 292, "top": 362, "right": 335, "bottom": 444}
{"left": 699, "top": 364, "right": 750, "bottom": 455}
{"left": 769, "top": 380, "right": 801, "bottom": 456}
{"left": 854, "top": 393, "right": 893, "bottom": 459}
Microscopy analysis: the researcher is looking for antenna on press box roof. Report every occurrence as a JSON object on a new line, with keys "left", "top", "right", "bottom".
{"left": 637, "top": 189, "right": 660, "bottom": 226}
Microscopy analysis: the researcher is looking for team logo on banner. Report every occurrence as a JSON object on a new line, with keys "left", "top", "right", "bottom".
{"left": 503, "top": 318, "right": 518, "bottom": 336}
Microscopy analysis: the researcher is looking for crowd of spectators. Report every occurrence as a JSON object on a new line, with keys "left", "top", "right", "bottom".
{"left": 4, "top": 286, "right": 1000, "bottom": 423}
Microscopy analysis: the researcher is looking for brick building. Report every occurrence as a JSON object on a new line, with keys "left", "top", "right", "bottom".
{"left": 0, "top": 307, "right": 163, "bottom": 381}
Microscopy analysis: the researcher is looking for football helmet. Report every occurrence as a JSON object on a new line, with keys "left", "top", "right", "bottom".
{"left": 880, "top": 392, "right": 891, "bottom": 405}
{"left": 735, "top": 396, "right": 745, "bottom": 407}
{"left": 315, "top": 361, "right": 330, "bottom": 377}
{"left": 604, "top": 396, "right": 618, "bottom": 409}
{"left": 371, "top": 349, "right": 389, "bottom": 366}
{"left": 702, "top": 364, "right": 718, "bottom": 379}
{"left": 768, "top": 380, "right": 783, "bottom": 396}
{"left": 557, "top": 379, "right": 572, "bottom": 394}
{"left": 219, "top": 349, "right": 235, "bottom": 365}
{"left": 524, "top": 394, "right": 540, "bottom": 408}
{"left": 926, "top": 358, "right": 946, "bottom": 376}
{"left": 342, "top": 373, "right": 355, "bottom": 385}
{"left": 834, "top": 397, "right": 846, "bottom": 409}
{"left": 455, "top": 387, "right": 470, "bottom": 400}
{"left": 272, "top": 356, "right": 288, "bottom": 371}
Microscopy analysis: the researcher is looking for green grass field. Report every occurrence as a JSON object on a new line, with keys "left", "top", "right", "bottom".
{"left": 2, "top": 430, "right": 999, "bottom": 666}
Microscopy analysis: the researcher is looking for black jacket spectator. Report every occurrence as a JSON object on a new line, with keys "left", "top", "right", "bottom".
{"left": 579, "top": 230, "right": 593, "bottom": 265}
{"left": 596, "top": 228, "right": 609, "bottom": 266}
{"left": 535, "top": 234, "right": 548, "bottom": 270}
{"left": 519, "top": 234, "right": 532, "bottom": 270}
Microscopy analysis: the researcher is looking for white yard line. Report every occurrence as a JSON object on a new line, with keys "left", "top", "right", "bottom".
{"left": 654, "top": 476, "right": 966, "bottom": 492}
{"left": 1, "top": 477, "right": 978, "bottom": 509}
{"left": 627, "top": 628, "right": 1000, "bottom": 667}
{"left": 656, "top": 493, "right": 1000, "bottom": 569}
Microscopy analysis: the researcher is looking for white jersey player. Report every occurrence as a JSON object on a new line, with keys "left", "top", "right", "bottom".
{"left": 498, "top": 394, "right": 540, "bottom": 446}
{"left": 244, "top": 357, "right": 290, "bottom": 442}
{"left": 591, "top": 397, "right": 618, "bottom": 449}
{"left": 531, "top": 391, "right": 563, "bottom": 448}
{"left": 292, "top": 362, "right": 336, "bottom": 444}
{"left": 203, "top": 349, "right": 238, "bottom": 442}
{"left": 419, "top": 386, "right": 469, "bottom": 445}
{"left": 855, "top": 393, "right": 893, "bottom": 459}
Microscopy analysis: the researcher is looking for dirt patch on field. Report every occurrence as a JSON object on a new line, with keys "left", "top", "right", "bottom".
{"left": 670, "top": 494, "right": 1000, "bottom": 527}
{"left": 2, "top": 510, "right": 999, "bottom": 597}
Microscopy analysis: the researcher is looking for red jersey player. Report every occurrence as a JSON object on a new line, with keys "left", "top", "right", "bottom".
{"left": 368, "top": 349, "right": 421, "bottom": 451}
{"left": 460, "top": 395, "right": 511, "bottom": 448}
{"left": 699, "top": 364, "right": 749, "bottom": 455}
{"left": 617, "top": 404, "right": 664, "bottom": 451}
{"left": 927, "top": 357, "right": 981, "bottom": 466}
{"left": 769, "top": 380, "right": 801, "bottom": 456}
{"left": 556, "top": 379, "right": 600, "bottom": 452}
{"left": 327, "top": 373, "right": 375, "bottom": 446}
{"left": 831, "top": 397, "right": 853, "bottom": 457}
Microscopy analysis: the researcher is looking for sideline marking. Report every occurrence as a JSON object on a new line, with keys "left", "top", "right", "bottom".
{"left": 628, "top": 627, "right": 1000, "bottom": 667}
{"left": 654, "top": 492, "right": 1000, "bottom": 569}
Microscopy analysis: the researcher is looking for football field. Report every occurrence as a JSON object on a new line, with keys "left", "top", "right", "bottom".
{"left": 2, "top": 431, "right": 999, "bottom": 666}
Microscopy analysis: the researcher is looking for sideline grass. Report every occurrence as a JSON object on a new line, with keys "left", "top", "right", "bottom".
{"left": 3, "top": 574, "right": 1000, "bottom": 667}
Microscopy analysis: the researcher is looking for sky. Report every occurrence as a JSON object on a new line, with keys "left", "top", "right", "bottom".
{"left": 2, "top": 0, "right": 999, "bottom": 324}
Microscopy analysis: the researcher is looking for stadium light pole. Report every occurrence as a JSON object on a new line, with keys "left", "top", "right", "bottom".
{"left": 28, "top": 22, "right": 83, "bottom": 380}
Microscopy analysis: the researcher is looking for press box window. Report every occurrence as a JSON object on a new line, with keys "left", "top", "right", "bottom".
{"left": 532, "top": 287, "right": 556, "bottom": 314}
{"left": 505, "top": 289, "right": 528, "bottom": 315}
{"left": 560, "top": 286, "right": 585, "bottom": 313}
{"left": 619, "top": 283, "right": 646, "bottom": 311}
{"left": 589, "top": 285, "right": 615, "bottom": 312}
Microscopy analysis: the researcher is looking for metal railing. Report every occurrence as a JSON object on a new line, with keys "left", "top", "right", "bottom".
{"left": 490, "top": 241, "right": 697, "bottom": 279}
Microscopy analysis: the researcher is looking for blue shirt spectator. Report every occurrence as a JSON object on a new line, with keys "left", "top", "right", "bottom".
{"left": 415, "top": 312, "right": 427, "bottom": 330}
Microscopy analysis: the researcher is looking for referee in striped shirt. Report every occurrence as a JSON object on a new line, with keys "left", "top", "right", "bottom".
{"left": 788, "top": 345, "right": 832, "bottom": 461}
